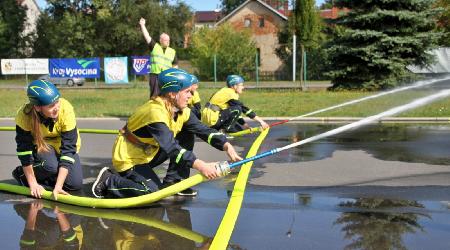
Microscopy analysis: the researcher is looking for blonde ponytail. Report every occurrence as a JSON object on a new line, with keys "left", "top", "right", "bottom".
{"left": 157, "top": 94, "right": 175, "bottom": 116}
{"left": 26, "top": 104, "right": 49, "bottom": 153}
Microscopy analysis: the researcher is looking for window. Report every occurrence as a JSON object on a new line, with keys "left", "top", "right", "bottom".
{"left": 244, "top": 18, "right": 251, "bottom": 27}
{"left": 258, "top": 17, "right": 265, "bottom": 28}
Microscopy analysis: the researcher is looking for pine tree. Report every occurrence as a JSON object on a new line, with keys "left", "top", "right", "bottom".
{"left": 326, "top": 0, "right": 442, "bottom": 90}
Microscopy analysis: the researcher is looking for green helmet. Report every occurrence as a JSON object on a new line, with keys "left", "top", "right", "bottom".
{"left": 27, "top": 80, "right": 60, "bottom": 106}
{"left": 158, "top": 68, "right": 193, "bottom": 95}
{"left": 226, "top": 75, "right": 244, "bottom": 87}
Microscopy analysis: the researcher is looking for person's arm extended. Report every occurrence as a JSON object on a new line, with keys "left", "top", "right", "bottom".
{"left": 52, "top": 168, "right": 69, "bottom": 200}
{"left": 55, "top": 124, "right": 78, "bottom": 199}
{"left": 16, "top": 125, "right": 34, "bottom": 167}
{"left": 252, "top": 116, "right": 269, "bottom": 129}
{"left": 136, "top": 122, "right": 223, "bottom": 179}
{"left": 183, "top": 112, "right": 242, "bottom": 162}
{"left": 183, "top": 111, "right": 227, "bottom": 150}
{"left": 227, "top": 100, "right": 269, "bottom": 129}
{"left": 22, "top": 164, "right": 45, "bottom": 199}
{"left": 139, "top": 17, "right": 152, "bottom": 44}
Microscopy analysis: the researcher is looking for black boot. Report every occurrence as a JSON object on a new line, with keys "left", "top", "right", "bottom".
{"left": 12, "top": 166, "right": 28, "bottom": 186}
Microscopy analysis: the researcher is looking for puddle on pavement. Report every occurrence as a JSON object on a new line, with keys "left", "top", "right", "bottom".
{"left": 233, "top": 123, "right": 450, "bottom": 165}
{"left": 0, "top": 124, "right": 449, "bottom": 249}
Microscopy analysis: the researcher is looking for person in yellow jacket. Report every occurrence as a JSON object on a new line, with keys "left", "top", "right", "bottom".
{"left": 201, "top": 75, "right": 269, "bottom": 133}
{"left": 92, "top": 68, "right": 242, "bottom": 198}
{"left": 162, "top": 74, "right": 203, "bottom": 196}
{"left": 13, "top": 80, "right": 83, "bottom": 200}
{"left": 139, "top": 17, "right": 178, "bottom": 98}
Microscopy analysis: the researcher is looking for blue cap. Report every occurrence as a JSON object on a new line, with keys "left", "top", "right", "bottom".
{"left": 226, "top": 75, "right": 244, "bottom": 87}
{"left": 158, "top": 68, "right": 193, "bottom": 95}
{"left": 27, "top": 80, "right": 60, "bottom": 106}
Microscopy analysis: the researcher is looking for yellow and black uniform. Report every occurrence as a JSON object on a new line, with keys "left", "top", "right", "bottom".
{"left": 148, "top": 40, "right": 178, "bottom": 97}
{"left": 201, "top": 87, "right": 256, "bottom": 133}
{"left": 104, "top": 97, "right": 227, "bottom": 198}
{"left": 14, "top": 98, "right": 83, "bottom": 190}
{"left": 162, "top": 90, "right": 201, "bottom": 185}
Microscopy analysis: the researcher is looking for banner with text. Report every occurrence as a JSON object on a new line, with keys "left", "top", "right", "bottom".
{"left": 104, "top": 57, "right": 129, "bottom": 84}
{"left": 131, "top": 56, "right": 150, "bottom": 75}
{"left": 49, "top": 58, "right": 100, "bottom": 78}
{"left": 1, "top": 58, "right": 49, "bottom": 75}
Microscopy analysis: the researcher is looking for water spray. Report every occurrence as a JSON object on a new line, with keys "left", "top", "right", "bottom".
{"left": 235, "top": 76, "right": 450, "bottom": 135}
{"left": 218, "top": 89, "right": 450, "bottom": 172}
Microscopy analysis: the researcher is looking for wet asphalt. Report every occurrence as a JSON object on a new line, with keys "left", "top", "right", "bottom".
{"left": 0, "top": 119, "right": 450, "bottom": 249}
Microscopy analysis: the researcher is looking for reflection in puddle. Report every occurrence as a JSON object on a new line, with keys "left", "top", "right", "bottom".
{"left": 1, "top": 124, "right": 450, "bottom": 249}
{"left": 335, "top": 198, "right": 427, "bottom": 250}
{"left": 11, "top": 200, "right": 216, "bottom": 249}
{"left": 2, "top": 192, "right": 450, "bottom": 249}
{"left": 14, "top": 201, "right": 82, "bottom": 249}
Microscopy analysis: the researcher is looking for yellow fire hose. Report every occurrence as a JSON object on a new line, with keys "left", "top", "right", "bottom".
{"left": 1, "top": 126, "right": 270, "bottom": 249}
{"left": 210, "top": 128, "right": 270, "bottom": 249}
{"left": 0, "top": 175, "right": 207, "bottom": 208}
{"left": 0, "top": 126, "right": 260, "bottom": 137}
{"left": 0, "top": 126, "right": 266, "bottom": 209}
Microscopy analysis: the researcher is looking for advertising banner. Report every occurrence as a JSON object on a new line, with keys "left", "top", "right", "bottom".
{"left": 49, "top": 58, "right": 100, "bottom": 78}
{"left": 104, "top": 57, "right": 129, "bottom": 84}
{"left": 131, "top": 56, "right": 150, "bottom": 75}
{"left": 1, "top": 58, "right": 49, "bottom": 75}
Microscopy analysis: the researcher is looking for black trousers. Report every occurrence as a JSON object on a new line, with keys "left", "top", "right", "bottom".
{"left": 163, "top": 129, "right": 194, "bottom": 184}
{"left": 211, "top": 105, "right": 244, "bottom": 133}
{"left": 149, "top": 73, "right": 160, "bottom": 98}
{"left": 21, "top": 146, "right": 83, "bottom": 191}
{"left": 105, "top": 149, "right": 168, "bottom": 198}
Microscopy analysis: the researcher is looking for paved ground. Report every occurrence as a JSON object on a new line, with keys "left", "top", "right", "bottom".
{"left": 1, "top": 119, "right": 450, "bottom": 250}
{"left": 1, "top": 119, "right": 449, "bottom": 191}
{"left": 0, "top": 119, "right": 239, "bottom": 186}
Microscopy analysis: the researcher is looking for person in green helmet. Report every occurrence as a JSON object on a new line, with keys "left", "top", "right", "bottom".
{"left": 92, "top": 68, "right": 242, "bottom": 198}
{"left": 13, "top": 80, "right": 83, "bottom": 200}
{"left": 202, "top": 75, "right": 269, "bottom": 133}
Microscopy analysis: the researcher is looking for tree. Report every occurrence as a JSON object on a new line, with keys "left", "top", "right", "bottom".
{"left": 277, "top": 0, "right": 323, "bottom": 82}
{"left": 0, "top": 0, "right": 28, "bottom": 58}
{"left": 435, "top": 0, "right": 450, "bottom": 46}
{"left": 190, "top": 24, "right": 256, "bottom": 81}
{"left": 326, "top": 0, "right": 442, "bottom": 90}
{"left": 220, "top": 0, "right": 245, "bottom": 15}
{"left": 319, "top": 0, "right": 334, "bottom": 10}
{"left": 32, "top": 0, "right": 192, "bottom": 58}
{"left": 335, "top": 198, "right": 426, "bottom": 250}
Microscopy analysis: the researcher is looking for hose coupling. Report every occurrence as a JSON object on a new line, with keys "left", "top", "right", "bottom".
{"left": 215, "top": 161, "right": 230, "bottom": 177}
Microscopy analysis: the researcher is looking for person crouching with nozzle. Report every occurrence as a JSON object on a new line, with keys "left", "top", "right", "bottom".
{"left": 92, "top": 68, "right": 242, "bottom": 198}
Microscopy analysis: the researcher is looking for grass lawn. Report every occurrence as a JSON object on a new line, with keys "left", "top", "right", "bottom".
{"left": 0, "top": 86, "right": 449, "bottom": 118}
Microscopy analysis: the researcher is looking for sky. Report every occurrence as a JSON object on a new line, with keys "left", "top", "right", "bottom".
{"left": 36, "top": 0, "right": 326, "bottom": 11}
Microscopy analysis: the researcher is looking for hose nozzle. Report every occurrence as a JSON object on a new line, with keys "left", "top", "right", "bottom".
{"left": 215, "top": 161, "right": 230, "bottom": 177}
